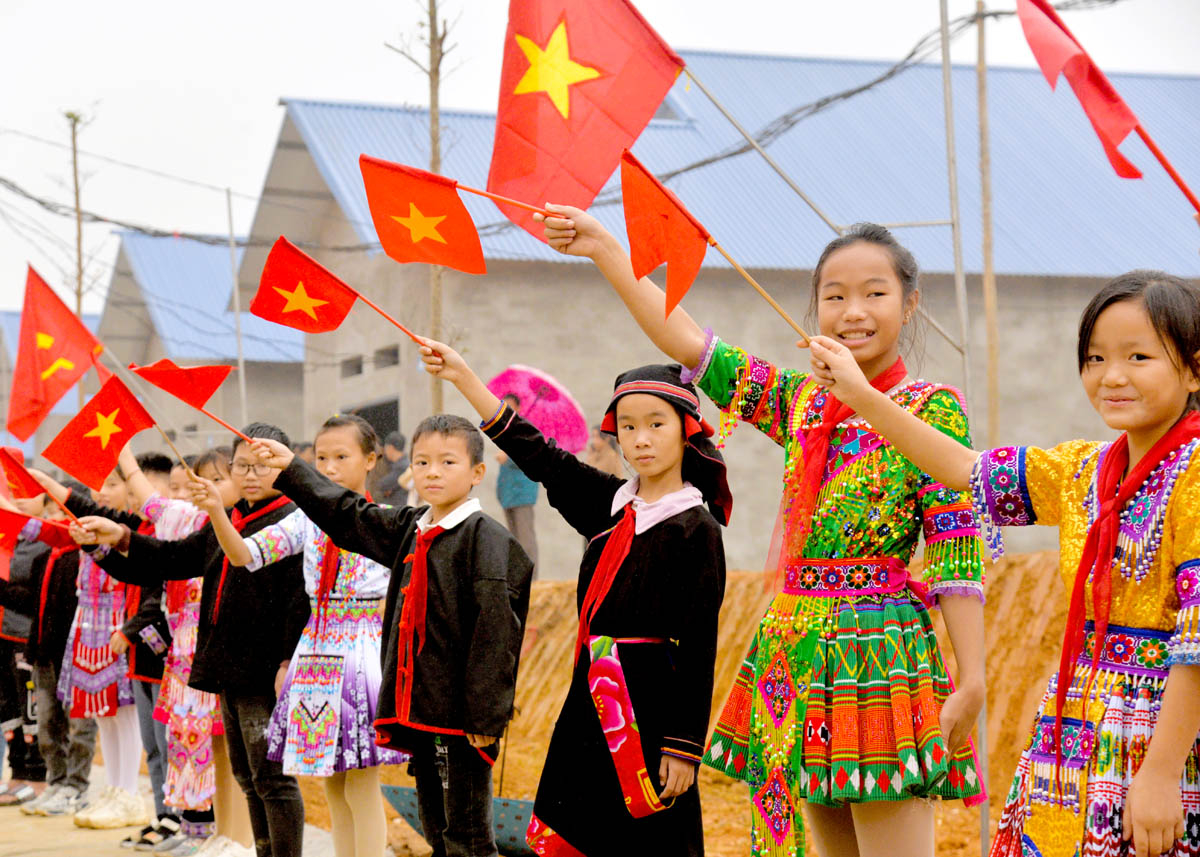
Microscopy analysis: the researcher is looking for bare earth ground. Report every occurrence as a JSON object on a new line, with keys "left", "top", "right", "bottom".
{"left": 297, "top": 555, "right": 1068, "bottom": 856}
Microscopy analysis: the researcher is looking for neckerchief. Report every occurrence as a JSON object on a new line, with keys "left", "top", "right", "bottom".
{"left": 394, "top": 524, "right": 444, "bottom": 721}
{"left": 575, "top": 504, "right": 637, "bottom": 664}
{"left": 315, "top": 491, "right": 372, "bottom": 632}
{"left": 211, "top": 495, "right": 291, "bottom": 623}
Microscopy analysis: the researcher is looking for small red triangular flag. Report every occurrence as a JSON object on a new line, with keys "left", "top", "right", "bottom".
{"left": 252, "top": 237, "right": 359, "bottom": 334}
{"left": 129, "top": 359, "right": 233, "bottom": 410}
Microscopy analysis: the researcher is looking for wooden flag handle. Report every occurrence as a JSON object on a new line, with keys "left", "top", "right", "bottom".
{"left": 709, "top": 239, "right": 811, "bottom": 343}
{"left": 457, "top": 184, "right": 554, "bottom": 219}
{"left": 1134, "top": 125, "right": 1200, "bottom": 215}
{"left": 351, "top": 292, "right": 425, "bottom": 346}
{"left": 45, "top": 491, "right": 80, "bottom": 524}
{"left": 152, "top": 424, "right": 201, "bottom": 483}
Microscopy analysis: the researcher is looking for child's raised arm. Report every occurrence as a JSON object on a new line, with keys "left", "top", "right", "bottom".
{"left": 809, "top": 336, "right": 979, "bottom": 491}
{"left": 417, "top": 337, "right": 499, "bottom": 421}
{"left": 187, "top": 476, "right": 252, "bottom": 567}
{"left": 537, "top": 204, "right": 707, "bottom": 369}
{"left": 118, "top": 443, "right": 157, "bottom": 513}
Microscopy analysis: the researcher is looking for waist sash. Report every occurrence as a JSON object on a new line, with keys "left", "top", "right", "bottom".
{"left": 782, "top": 556, "right": 932, "bottom": 606}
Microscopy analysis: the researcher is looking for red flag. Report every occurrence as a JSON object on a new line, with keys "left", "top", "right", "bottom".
{"left": 253, "top": 237, "right": 359, "bottom": 334}
{"left": 488, "top": 0, "right": 684, "bottom": 239}
{"left": 130, "top": 359, "right": 233, "bottom": 410}
{"left": 41, "top": 377, "right": 154, "bottom": 490}
{"left": 91, "top": 353, "right": 113, "bottom": 385}
{"left": 7, "top": 266, "right": 104, "bottom": 440}
{"left": 359, "top": 157, "right": 486, "bottom": 275}
{"left": 1016, "top": 0, "right": 1141, "bottom": 178}
{"left": 0, "top": 509, "right": 73, "bottom": 581}
{"left": 620, "top": 150, "right": 711, "bottom": 318}
{"left": 0, "top": 447, "right": 46, "bottom": 499}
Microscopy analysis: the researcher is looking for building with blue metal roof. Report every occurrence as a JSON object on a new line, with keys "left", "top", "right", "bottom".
{"left": 231, "top": 50, "right": 1200, "bottom": 574}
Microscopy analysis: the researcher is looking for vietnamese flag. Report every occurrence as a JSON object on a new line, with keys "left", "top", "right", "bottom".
{"left": 130, "top": 359, "right": 233, "bottom": 410}
{"left": 620, "top": 150, "right": 711, "bottom": 318}
{"left": 1016, "top": 0, "right": 1141, "bottom": 178}
{"left": 488, "top": 0, "right": 684, "bottom": 239}
{"left": 0, "top": 509, "right": 74, "bottom": 581}
{"left": 252, "top": 237, "right": 359, "bottom": 334}
{"left": 360, "top": 156, "right": 487, "bottom": 275}
{"left": 41, "top": 377, "right": 154, "bottom": 491}
{"left": 0, "top": 447, "right": 46, "bottom": 499}
{"left": 7, "top": 266, "right": 104, "bottom": 440}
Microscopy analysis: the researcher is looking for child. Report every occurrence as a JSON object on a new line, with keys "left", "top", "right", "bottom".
{"left": 71, "top": 423, "right": 308, "bottom": 857}
{"left": 421, "top": 339, "right": 729, "bottom": 857}
{"left": 495, "top": 394, "right": 540, "bottom": 572}
{"left": 193, "top": 415, "right": 406, "bottom": 857}
{"left": 806, "top": 269, "right": 1200, "bottom": 857}
{"left": 244, "top": 413, "right": 533, "bottom": 857}
{"left": 541, "top": 209, "right": 988, "bottom": 857}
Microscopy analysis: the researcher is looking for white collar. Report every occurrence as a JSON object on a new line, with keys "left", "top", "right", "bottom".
{"left": 609, "top": 479, "right": 704, "bottom": 535}
{"left": 416, "top": 497, "right": 482, "bottom": 533}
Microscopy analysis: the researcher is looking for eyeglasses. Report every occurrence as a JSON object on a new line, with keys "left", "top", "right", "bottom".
{"left": 230, "top": 462, "right": 273, "bottom": 476}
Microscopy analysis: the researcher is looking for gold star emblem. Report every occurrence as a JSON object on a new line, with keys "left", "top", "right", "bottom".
{"left": 391, "top": 203, "right": 447, "bottom": 244}
{"left": 83, "top": 408, "right": 123, "bottom": 449}
{"left": 273, "top": 281, "right": 329, "bottom": 321}
{"left": 36, "top": 332, "right": 54, "bottom": 350}
{"left": 513, "top": 21, "right": 601, "bottom": 120}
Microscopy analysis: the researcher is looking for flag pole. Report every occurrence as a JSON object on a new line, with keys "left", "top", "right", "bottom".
{"left": 708, "top": 239, "right": 810, "bottom": 342}
{"left": 457, "top": 184, "right": 554, "bottom": 219}
{"left": 346, "top": 290, "right": 425, "bottom": 346}
{"left": 150, "top": 424, "right": 200, "bottom": 481}
{"left": 1133, "top": 125, "right": 1200, "bottom": 217}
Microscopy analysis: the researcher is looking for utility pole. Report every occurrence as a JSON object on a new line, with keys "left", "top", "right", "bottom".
{"left": 226, "top": 189, "right": 249, "bottom": 427}
{"left": 426, "top": 0, "right": 446, "bottom": 414}
{"left": 66, "top": 111, "right": 85, "bottom": 409}
{"left": 977, "top": 0, "right": 1000, "bottom": 449}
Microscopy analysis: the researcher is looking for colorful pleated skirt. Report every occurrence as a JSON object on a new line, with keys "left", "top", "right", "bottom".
{"left": 58, "top": 591, "right": 133, "bottom": 718}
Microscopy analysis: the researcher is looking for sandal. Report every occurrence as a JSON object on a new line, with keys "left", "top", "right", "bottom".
{"left": 121, "top": 823, "right": 159, "bottom": 848}
{"left": 0, "top": 783, "right": 38, "bottom": 806}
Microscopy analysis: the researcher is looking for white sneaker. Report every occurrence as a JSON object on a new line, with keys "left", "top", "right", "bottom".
{"left": 20, "top": 783, "right": 59, "bottom": 815}
{"left": 37, "top": 784, "right": 79, "bottom": 816}
{"left": 73, "top": 784, "right": 115, "bottom": 826}
{"left": 193, "top": 836, "right": 237, "bottom": 856}
{"left": 87, "top": 787, "right": 150, "bottom": 829}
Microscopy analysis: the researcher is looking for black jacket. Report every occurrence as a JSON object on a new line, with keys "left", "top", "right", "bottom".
{"left": 65, "top": 493, "right": 170, "bottom": 682}
{"left": 273, "top": 457, "right": 532, "bottom": 749}
{"left": 0, "top": 539, "right": 46, "bottom": 643}
{"left": 91, "top": 495, "right": 308, "bottom": 695}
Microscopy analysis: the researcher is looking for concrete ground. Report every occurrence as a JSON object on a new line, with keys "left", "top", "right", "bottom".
{"left": 0, "top": 765, "right": 335, "bottom": 857}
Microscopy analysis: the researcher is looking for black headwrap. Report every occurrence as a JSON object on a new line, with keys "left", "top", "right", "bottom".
{"left": 599, "top": 364, "right": 732, "bottom": 526}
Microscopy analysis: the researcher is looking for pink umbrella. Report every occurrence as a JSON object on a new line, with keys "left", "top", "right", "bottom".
{"left": 486, "top": 364, "right": 589, "bottom": 454}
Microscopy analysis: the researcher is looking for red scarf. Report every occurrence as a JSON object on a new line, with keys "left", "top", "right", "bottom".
{"left": 789, "top": 357, "right": 909, "bottom": 542}
{"left": 211, "top": 495, "right": 292, "bottom": 623}
{"left": 1053, "top": 410, "right": 1200, "bottom": 761}
{"left": 315, "top": 491, "right": 371, "bottom": 631}
{"left": 395, "top": 525, "right": 444, "bottom": 722}
{"left": 575, "top": 504, "right": 637, "bottom": 664}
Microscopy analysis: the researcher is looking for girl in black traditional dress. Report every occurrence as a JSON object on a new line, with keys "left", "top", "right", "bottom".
{"left": 420, "top": 337, "right": 730, "bottom": 857}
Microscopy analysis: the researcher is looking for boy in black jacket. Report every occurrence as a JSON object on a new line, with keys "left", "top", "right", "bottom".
{"left": 71, "top": 424, "right": 309, "bottom": 857}
{"left": 242, "top": 414, "right": 533, "bottom": 857}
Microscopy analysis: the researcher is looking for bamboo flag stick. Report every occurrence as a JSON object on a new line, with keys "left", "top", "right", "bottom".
{"left": 349, "top": 290, "right": 425, "bottom": 346}
{"left": 1133, "top": 125, "right": 1200, "bottom": 218}
{"left": 708, "top": 238, "right": 811, "bottom": 342}
{"left": 458, "top": 184, "right": 554, "bottom": 219}
{"left": 151, "top": 424, "right": 200, "bottom": 482}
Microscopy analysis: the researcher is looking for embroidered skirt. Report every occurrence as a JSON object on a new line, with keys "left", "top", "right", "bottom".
{"left": 991, "top": 623, "right": 1200, "bottom": 857}
{"left": 705, "top": 558, "right": 982, "bottom": 857}
{"left": 58, "top": 591, "right": 133, "bottom": 718}
{"left": 267, "top": 597, "right": 408, "bottom": 776}
{"left": 154, "top": 597, "right": 222, "bottom": 811}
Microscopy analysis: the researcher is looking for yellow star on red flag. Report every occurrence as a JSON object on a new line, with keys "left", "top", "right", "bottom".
{"left": 83, "top": 408, "right": 123, "bottom": 449}
{"left": 513, "top": 22, "right": 601, "bottom": 119}
{"left": 391, "top": 204, "right": 447, "bottom": 244}
{"left": 273, "top": 281, "right": 329, "bottom": 321}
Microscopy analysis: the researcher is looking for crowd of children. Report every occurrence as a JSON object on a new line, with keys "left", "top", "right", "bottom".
{"left": 0, "top": 207, "right": 1197, "bottom": 857}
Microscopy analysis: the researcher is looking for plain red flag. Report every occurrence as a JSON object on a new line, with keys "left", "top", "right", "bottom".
{"left": 252, "top": 237, "right": 359, "bottom": 334}
{"left": 0, "top": 447, "right": 46, "bottom": 499}
{"left": 42, "top": 377, "right": 154, "bottom": 491}
{"left": 1016, "top": 0, "right": 1141, "bottom": 178}
{"left": 130, "top": 359, "right": 234, "bottom": 410}
{"left": 359, "top": 156, "right": 487, "bottom": 275}
{"left": 620, "top": 150, "right": 711, "bottom": 318}
{"left": 488, "top": 0, "right": 684, "bottom": 239}
{"left": 7, "top": 266, "right": 105, "bottom": 440}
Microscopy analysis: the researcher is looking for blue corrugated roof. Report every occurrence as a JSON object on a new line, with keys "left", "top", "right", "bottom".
{"left": 283, "top": 50, "right": 1200, "bottom": 278}
{"left": 118, "top": 232, "right": 303, "bottom": 362}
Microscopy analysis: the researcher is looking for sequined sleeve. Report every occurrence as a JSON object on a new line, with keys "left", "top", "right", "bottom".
{"left": 1168, "top": 458, "right": 1200, "bottom": 666}
{"left": 243, "top": 508, "right": 308, "bottom": 572}
{"left": 142, "top": 493, "right": 208, "bottom": 540}
{"left": 970, "top": 440, "right": 1099, "bottom": 557}
{"left": 915, "top": 390, "right": 986, "bottom": 601}
{"left": 692, "top": 333, "right": 807, "bottom": 447}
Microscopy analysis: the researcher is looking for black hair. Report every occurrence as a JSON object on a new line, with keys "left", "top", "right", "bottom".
{"left": 411, "top": 414, "right": 484, "bottom": 466}
{"left": 135, "top": 452, "right": 174, "bottom": 478}
{"left": 194, "top": 446, "right": 232, "bottom": 477}
{"left": 809, "top": 222, "right": 923, "bottom": 355}
{"left": 1077, "top": 270, "right": 1200, "bottom": 411}
{"left": 233, "top": 422, "right": 291, "bottom": 456}
{"left": 316, "top": 414, "right": 380, "bottom": 457}
{"left": 58, "top": 477, "right": 88, "bottom": 497}
{"left": 383, "top": 431, "right": 406, "bottom": 450}
{"left": 293, "top": 441, "right": 313, "bottom": 453}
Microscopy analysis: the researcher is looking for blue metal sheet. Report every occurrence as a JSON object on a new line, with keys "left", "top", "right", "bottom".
{"left": 283, "top": 50, "right": 1200, "bottom": 278}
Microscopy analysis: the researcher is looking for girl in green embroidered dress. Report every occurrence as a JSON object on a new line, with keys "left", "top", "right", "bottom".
{"left": 536, "top": 211, "right": 987, "bottom": 857}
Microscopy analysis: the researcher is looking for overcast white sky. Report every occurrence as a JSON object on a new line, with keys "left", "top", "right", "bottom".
{"left": 1, "top": 0, "right": 1197, "bottom": 313}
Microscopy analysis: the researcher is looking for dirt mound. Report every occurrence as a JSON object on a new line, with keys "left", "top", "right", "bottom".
{"left": 300, "top": 553, "right": 1066, "bottom": 856}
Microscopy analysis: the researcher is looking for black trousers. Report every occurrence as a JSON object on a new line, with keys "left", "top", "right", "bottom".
{"left": 410, "top": 734, "right": 499, "bottom": 857}
{"left": 220, "top": 690, "right": 303, "bottom": 857}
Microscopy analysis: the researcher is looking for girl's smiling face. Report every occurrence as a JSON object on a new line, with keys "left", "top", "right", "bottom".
{"left": 815, "top": 241, "right": 917, "bottom": 380}
{"left": 1082, "top": 298, "right": 1200, "bottom": 446}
